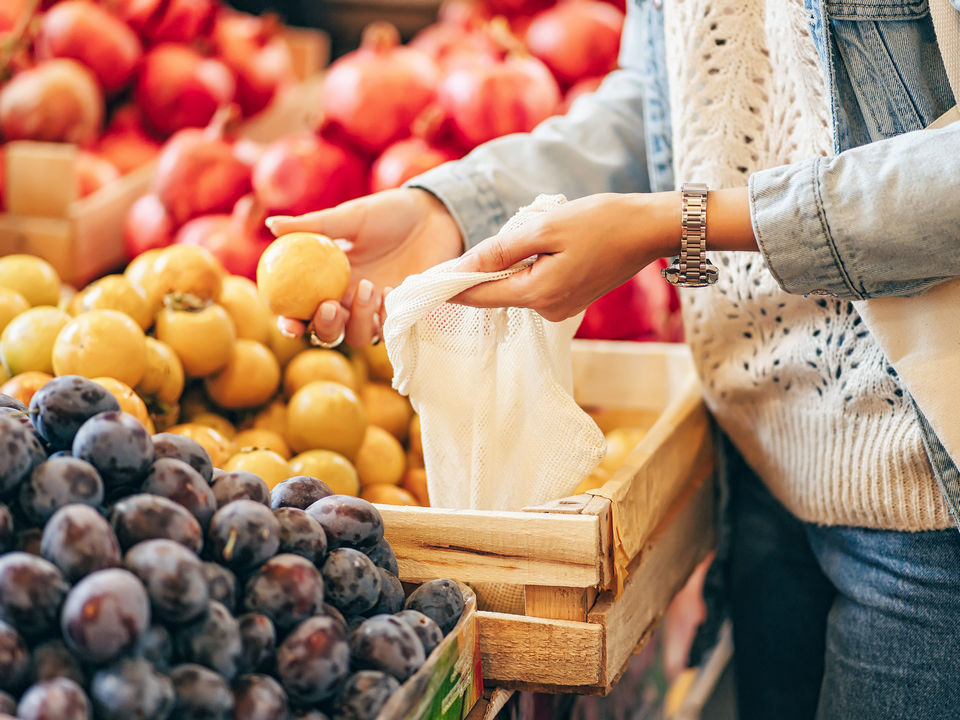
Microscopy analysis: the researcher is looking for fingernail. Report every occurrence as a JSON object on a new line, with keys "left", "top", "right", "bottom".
{"left": 383, "top": 286, "right": 394, "bottom": 297}
{"left": 455, "top": 252, "right": 474, "bottom": 269}
{"left": 358, "top": 279, "right": 374, "bottom": 303}
{"left": 276, "top": 318, "right": 297, "bottom": 338}
{"left": 265, "top": 216, "right": 292, "bottom": 232}
{"left": 320, "top": 303, "right": 337, "bottom": 322}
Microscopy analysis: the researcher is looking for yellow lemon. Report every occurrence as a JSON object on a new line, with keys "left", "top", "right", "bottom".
{"left": 598, "top": 427, "right": 648, "bottom": 474}
{"left": 0, "top": 288, "right": 30, "bottom": 335}
{"left": 361, "top": 483, "right": 419, "bottom": 506}
{"left": 191, "top": 412, "right": 237, "bottom": 440}
{"left": 288, "top": 449, "right": 360, "bottom": 496}
{"left": 0, "top": 371, "right": 53, "bottom": 405}
{"left": 354, "top": 425, "right": 406, "bottom": 487}
{"left": 223, "top": 448, "right": 291, "bottom": 490}
{"left": 167, "top": 423, "right": 234, "bottom": 468}
{"left": 250, "top": 399, "right": 287, "bottom": 437}
{"left": 204, "top": 339, "right": 280, "bottom": 409}
{"left": 155, "top": 304, "right": 236, "bottom": 377}
{"left": 92, "top": 377, "right": 155, "bottom": 434}
{"left": 401, "top": 467, "right": 429, "bottom": 506}
{"left": 72, "top": 275, "right": 153, "bottom": 330}
{"left": 360, "top": 382, "right": 413, "bottom": 442}
{"left": 285, "top": 380, "right": 366, "bottom": 458}
{"left": 267, "top": 321, "right": 309, "bottom": 367}
{"left": 0, "top": 254, "right": 60, "bottom": 307}
{"left": 1, "top": 306, "right": 70, "bottom": 376}
{"left": 219, "top": 276, "right": 272, "bottom": 344}
{"left": 52, "top": 309, "right": 147, "bottom": 387}
{"left": 283, "top": 348, "right": 358, "bottom": 398}
{"left": 256, "top": 232, "right": 350, "bottom": 320}
{"left": 136, "top": 338, "right": 185, "bottom": 406}
{"left": 139, "top": 245, "right": 225, "bottom": 308}
{"left": 233, "top": 428, "right": 291, "bottom": 459}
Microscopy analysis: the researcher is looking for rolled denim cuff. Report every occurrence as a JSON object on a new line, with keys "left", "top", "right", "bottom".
{"left": 406, "top": 163, "right": 514, "bottom": 252}
{"left": 749, "top": 158, "right": 863, "bottom": 299}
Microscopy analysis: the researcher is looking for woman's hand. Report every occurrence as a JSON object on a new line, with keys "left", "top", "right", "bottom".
{"left": 453, "top": 193, "right": 680, "bottom": 321}
{"left": 266, "top": 188, "right": 463, "bottom": 346}
{"left": 453, "top": 188, "right": 758, "bottom": 321}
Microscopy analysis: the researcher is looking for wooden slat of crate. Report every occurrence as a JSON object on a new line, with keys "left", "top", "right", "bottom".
{"left": 381, "top": 506, "right": 604, "bottom": 587}
{"left": 477, "top": 471, "right": 714, "bottom": 695}
{"left": 477, "top": 612, "right": 605, "bottom": 688}
{"left": 587, "top": 471, "right": 715, "bottom": 691}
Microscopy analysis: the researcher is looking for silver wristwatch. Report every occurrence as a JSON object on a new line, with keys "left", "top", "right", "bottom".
{"left": 661, "top": 183, "right": 719, "bottom": 287}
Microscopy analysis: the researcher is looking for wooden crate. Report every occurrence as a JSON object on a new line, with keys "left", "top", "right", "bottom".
{"left": 379, "top": 584, "right": 483, "bottom": 720}
{"left": 380, "top": 341, "right": 716, "bottom": 695}
{"left": 0, "top": 71, "right": 327, "bottom": 289}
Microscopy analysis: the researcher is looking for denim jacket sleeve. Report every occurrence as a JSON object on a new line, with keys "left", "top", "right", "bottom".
{"left": 749, "top": 120, "right": 960, "bottom": 300}
{"left": 407, "top": 0, "right": 656, "bottom": 250}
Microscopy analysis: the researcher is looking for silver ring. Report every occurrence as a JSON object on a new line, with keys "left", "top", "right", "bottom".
{"left": 308, "top": 327, "right": 345, "bottom": 349}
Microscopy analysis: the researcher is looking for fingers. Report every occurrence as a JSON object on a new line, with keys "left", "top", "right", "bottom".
{"left": 276, "top": 316, "right": 306, "bottom": 338}
{"left": 306, "top": 300, "right": 348, "bottom": 346}
{"left": 451, "top": 265, "right": 536, "bottom": 308}
{"left": 344, "top": 279, "right": 382, "bottom": 347}
{"left": 266, "top": 196, "right": 367, "bottom": 239}
{"left": 455, "top": 227, "right": 549, "bottom": 274}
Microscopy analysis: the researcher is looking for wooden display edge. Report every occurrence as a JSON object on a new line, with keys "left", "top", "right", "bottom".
{"left": 476, "top": 472, "right": 715, "bottom": 695}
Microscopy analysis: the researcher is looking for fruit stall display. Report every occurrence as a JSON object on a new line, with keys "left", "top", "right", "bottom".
{"left": 0, "top": 370, "right": 482, "bottom": 719}
{"left": 0, "top": 0, "right": 328, "bottom": 286}
{"left": 111, "top": 0, "right": 678, "bottom": 342}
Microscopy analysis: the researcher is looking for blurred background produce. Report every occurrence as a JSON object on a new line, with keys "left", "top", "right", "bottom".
{"left": 0, "top": 0, "right": 679, "bottom": 341}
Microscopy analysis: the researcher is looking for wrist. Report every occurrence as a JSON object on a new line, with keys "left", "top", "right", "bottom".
{"left": 621, "top": 191, "right": 683, "bottom": 262}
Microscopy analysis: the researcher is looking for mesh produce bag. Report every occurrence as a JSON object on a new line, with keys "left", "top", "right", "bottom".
{"left": 382, "top": 194, "right": 606, "bottom": 513}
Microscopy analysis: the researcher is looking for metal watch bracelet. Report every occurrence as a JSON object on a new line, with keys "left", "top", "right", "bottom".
{"left": 661, "top": 183, "right": 719, "bottom": 287}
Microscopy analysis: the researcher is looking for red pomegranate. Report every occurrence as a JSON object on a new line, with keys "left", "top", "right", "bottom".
{"left": 35, "top": 1, "right": 143, "bottom": 93}
{"left": 135, "top": 43, "right": 236, "bottom": 138}
{"left": 560, "top": 75, "right": 604, "bottom": 113}
{"left": 76, "top": 151, "right": 120, "bottom": 197}
{"left": 211, "top": 10, "right": 295, "bottom": 117}
{"left": 252, "top": 133, "right": 367, "bottom": 216}
{"left": 150, "top": 108, "right": 252, "bottom": 225}
{"left": 321, "top": 22, "right": 440, "bottom": 154}
{"left": 436, "top": 52, "right": 560, "bottom": 149}
{"left": 0, "top": 59, "right": 104, "bottom": 145}
{"left": 97, "top": 106, "right": 161, "bottom": 173}
{"left": 523, "top": 0, "right": 624, "bottom": 86}
{"left": 124, "top": 194, "right": 174, "bottom": 259}
{"left": 111, "top": 0, "right": 216, "bottom": 45}
{"left": 576, "top": 262, "right": 675, "bottom": 341}
{"left": 370, "top": 137, "right": 457, "bottom": 193}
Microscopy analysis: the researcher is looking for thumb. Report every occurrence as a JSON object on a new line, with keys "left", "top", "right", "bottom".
{"left": 265, "top": 196, "right": 368, "bottom": 239}
{"left": 455, "top": 228, "right": 545, "bottom": 274}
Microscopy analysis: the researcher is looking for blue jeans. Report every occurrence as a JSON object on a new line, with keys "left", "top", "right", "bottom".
{"left": 729, "top": 460, "right": 960, "bottom": 720}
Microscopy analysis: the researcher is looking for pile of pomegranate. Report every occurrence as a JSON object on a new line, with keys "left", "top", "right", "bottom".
{"left": 0, "top": 0, "right": 297, "bottom": 203}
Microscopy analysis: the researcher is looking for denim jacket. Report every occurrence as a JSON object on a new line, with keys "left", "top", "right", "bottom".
{"left": 410, "top": 0, "right": 960, "bottom": 523}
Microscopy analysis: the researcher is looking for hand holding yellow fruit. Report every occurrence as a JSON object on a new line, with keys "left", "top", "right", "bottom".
{"left": 256, "top": 232, "right": 350, "bottom": 320}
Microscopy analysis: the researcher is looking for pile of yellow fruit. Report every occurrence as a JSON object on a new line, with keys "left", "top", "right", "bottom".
{"left": 0, "top": 250, "right": 428, "bottom": 507}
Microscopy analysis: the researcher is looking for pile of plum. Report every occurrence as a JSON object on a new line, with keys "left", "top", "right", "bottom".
{"left": 0, "top": 376, "right": 465, "bottom": 720}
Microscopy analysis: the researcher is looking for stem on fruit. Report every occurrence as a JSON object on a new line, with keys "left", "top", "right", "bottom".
{"left": 223, "top": 527, "right": 238, "bottom": 561}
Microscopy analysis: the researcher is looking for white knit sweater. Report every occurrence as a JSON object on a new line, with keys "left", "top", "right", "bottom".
{"left": 662, "top": 0, "right": 952, "bottom": 530}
